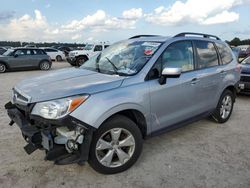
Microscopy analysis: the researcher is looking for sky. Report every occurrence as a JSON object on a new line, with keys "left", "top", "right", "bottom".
{"left": 0, "top": 0, "right": 250, "bottom": 43}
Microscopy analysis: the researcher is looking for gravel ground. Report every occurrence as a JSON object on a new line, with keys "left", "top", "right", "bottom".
{"left": 0, "top": 62, "right": 249, "bottom": 188}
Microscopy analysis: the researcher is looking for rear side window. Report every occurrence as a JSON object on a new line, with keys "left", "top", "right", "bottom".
{"left": 215, "top": 43, "right": 233, "bottom": 64}
{"left": 194, "top": 41, "right": 219, "bottom": 69}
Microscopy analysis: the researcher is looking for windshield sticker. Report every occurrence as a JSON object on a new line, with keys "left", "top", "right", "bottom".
{"left": 144, "top": 46, "right": 158, "bottom": 56}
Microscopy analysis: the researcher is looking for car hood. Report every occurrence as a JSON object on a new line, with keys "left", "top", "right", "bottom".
{"left": 241, "top": 64, "right": 250, "bottom": 74}
{"left": 15, "top": 68, "right": 125, "bottom": 103}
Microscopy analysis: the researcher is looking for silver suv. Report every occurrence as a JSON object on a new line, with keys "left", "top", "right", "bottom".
{"left": 5, "top": 33, "right": 240, "bottom": 174}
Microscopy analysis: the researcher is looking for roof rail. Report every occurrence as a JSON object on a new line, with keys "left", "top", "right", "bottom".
{"left": 129, "top": 35, "right": 161, "bottom": 39}
{"left": 174, "top": 32, "right": 220, "bottom": 40}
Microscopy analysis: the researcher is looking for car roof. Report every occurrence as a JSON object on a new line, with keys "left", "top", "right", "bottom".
{"left": 14, "top": 47, "right": 43, "bottom": 50}
{"left": 127, "top": 33, "right": 223, "bottom": 43}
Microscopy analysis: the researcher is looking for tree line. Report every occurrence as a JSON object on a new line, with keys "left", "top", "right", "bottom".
{"left": 0, "top": 41, "right": 85, "bottom": 48}
{"left": 226, "top": 38, "right": 250, "bottom": 46}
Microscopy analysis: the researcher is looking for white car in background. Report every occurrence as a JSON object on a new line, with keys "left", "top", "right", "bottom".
{"left": 42, "top": 48, "right": 65, "bottom": 62}
{"left": 67, "top": 43, "right": 110, "bottom": 66}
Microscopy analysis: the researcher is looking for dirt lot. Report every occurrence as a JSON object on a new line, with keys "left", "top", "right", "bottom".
{"left": 0, "top": 62, "right": 249, "bottom": 188}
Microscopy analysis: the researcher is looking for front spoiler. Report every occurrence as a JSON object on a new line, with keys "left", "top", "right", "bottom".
{"left": 5, "top": 101, "right": 95, "bottom": 165}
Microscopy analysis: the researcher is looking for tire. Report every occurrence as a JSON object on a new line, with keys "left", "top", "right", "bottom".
{"left": 56, "top": 55, "right": 62, "bottom": 62}
{"left": 39, "top": 61, "right": 51, "bottom": 71}
{"left": 88, "top": 115, "right": 143, "bottom": 174}
{"left": 212, "top": 90, "right": 235, "bottom": 123}
{"left": 0, "top": 63, "right": 6, "bottom": 73}
{"left": 76, "top": 56, "right": 88, "bottom": 67}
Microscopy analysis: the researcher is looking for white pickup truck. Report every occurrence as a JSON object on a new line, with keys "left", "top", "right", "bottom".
{"left": 66, "top": 43, "right": 110, "bottom": 66}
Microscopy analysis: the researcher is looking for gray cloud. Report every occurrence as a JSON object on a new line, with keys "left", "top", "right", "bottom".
{"left": 0, "top": 11, "right": 15, "bottom": 22}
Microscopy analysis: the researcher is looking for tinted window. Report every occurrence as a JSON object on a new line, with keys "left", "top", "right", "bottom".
{"left": 163, "top": 41, "right": 194, "bottom": 72}
{"left": 94, "top": 45, "right": 103, "bottom": 51}
{"left": 216, "top": 43, "right": 233, "bottom": 64}
{"left": 194, "top": 41, "right": 219, "bottom": 69}
{"left": 148, "top": 41, "right": 194, "bottom": 79}
{"left": 104, "top": 45, "right": 110, "bottom": 48}
{"left": 14, "top": 49, "right": 26, "bottom": 56}
{"left": 33, "top": 49, "right": 45, "bottom": 55}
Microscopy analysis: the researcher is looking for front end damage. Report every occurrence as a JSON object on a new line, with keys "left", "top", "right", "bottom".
{"left": 5, "top": 101, "right": 95, "bottom": 165}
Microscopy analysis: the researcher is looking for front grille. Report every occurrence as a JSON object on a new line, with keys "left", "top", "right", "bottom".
{"left": 240, "top": 76, "right": 250, "bottom": 82}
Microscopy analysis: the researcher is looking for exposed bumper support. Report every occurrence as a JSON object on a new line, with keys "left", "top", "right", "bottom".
{"left": 5, "top": 101, "right": 96, "bottom": 165}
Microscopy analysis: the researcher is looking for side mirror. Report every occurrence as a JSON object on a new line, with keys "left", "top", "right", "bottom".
{"left": 14, "top": 54, "right": 18, "bottom": 58}
{"left": 159, "top": 67, "right": 182, "bottom": 85}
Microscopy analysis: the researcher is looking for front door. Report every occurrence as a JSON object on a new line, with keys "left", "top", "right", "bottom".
{"left": 148, "top": 40, "right": 200, "bottom": 132}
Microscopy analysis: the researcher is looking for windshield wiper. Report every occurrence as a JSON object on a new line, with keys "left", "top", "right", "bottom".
{"left": 105, "top": 57, "right": 119, "bottom": 74}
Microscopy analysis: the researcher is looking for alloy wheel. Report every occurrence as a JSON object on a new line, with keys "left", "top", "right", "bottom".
{"left": 95, "top": 128, "right": 135, "bottom": 168}
{"left": 0, "top": 64, "right": 6, "bottom": 73}
{"left": 220, "top": 95, "right": 232, "bottom": 119}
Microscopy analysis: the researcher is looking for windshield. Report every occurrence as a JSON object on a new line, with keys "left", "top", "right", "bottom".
{"left": 3, "top": 49, "right": 14, "bottom": 56}
{"left": 242, "top": 57, "right": 250, "bottom": 65}
{"left": 81, "top": 41, "right": 162, "bottom": 76}
{"left": 84, "top": 44, "right": 94, "bottom": 50}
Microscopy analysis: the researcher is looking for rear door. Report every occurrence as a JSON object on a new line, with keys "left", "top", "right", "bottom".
{"left": 192, "top": 40, "right": 221, "bottom": 110}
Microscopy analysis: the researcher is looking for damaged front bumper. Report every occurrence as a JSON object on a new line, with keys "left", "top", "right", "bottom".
{"left": 5, "top": 101, "right": 95, "bottom": 165}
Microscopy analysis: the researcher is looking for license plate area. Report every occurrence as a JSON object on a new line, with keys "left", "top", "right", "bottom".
{"left": 239, "top": 83, "right": 245, "bottom": 89}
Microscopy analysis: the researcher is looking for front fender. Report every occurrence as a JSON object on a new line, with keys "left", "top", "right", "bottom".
{"left": 70, "top": 82, "right": 151, "bottom": 131}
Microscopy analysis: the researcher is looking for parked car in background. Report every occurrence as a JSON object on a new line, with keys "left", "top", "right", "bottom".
{"left": 42, "top": 47, "right": 65, "bottom": 62}
{"left": 5, "top": 33, "right": 240, "bottom": 174}
{"left": 238, "top": 56, "right": 250, "bottom": 94}
{"left": 67, "top": 43, "right": 110, "bottom": 66}
{"left": 0, "top": 47, "right": 7, "bottom": 55}
{"left": 238, "top": 45, "right": 250, "bottom": 58}
{"left": 57, "top": 46, "right": 72, "bottom": 57}
{"left": 231, "top": 47, "right": 241, "bottom": 60}
{"left": 0, "top": 48, "right": 51, "bottom": 73}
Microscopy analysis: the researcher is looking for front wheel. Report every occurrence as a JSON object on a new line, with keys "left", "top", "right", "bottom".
{"left": 0, "top": 63, "right": 6, "bottom": 73}
{"left": 212, "top": 90, "right": 234, "bottom": 123}
{"left": 56, "top": 55, "right": 63, "bottom": 62}
{"left": 39, "top": 61, "right": 51, "bottom": 71}
{"left": 76, "top": 56, "right": 87, "bottom": 67}
{"left": 88, "top": 115, "right": 143, "bottom": 174}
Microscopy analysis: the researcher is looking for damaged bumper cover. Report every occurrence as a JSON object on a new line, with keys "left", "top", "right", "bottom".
{"left": 5, "top": 101, "right": 95, "bottom": 165}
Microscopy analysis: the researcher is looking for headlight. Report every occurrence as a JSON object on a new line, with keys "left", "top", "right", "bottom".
{"left": 31, "top": 95, "right": 89, "bottom": 119}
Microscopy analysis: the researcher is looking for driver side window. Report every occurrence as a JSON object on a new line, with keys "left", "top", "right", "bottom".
{"left": 148, "top": 41, "right": 194, "bottom": 79}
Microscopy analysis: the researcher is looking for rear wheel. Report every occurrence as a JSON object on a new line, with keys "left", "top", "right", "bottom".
{"left": 56, "top": 55, "right": 62, "bottom": 62}
{"left": 39, "top": 61, "right": 51, "bottom": 71}
{"left": 212, "top": 90, "right": 234, "bottom": 123}
{"left": 88, "top": 115, "right": 143, "bottom": 174}
{"left": 0, "top": 63, "right": 6, "bottom": 73}
{"left": 76, "top": 56, "right": 88, "bottom": 67}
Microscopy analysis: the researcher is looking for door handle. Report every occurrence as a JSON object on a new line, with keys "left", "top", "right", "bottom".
{"left": 190, "top": 78, "right": 200, "bottom": 85}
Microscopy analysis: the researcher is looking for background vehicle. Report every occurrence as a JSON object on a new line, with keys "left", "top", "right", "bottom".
{"left": 42, "top": 47, "right": 65, "bottom": 62}
{"left": 238, "top": 45, "right": 250, "bottom": 58}
{"left": 0, "top": 47, "right": 7, "bottom": 55}
{"left": 0, "top": 48, "right": 51, "bottom": 73}
{"left": 231, "top": 47, "right": 241, "bottom": 60}
{"left": 239, "top": 56, "right": 250, "bottom": 94}
{"left": 67, "top": 43, "right": 110, "bottom": 66}
{"left": 57, "top": 46, "right": 72, "bottom": 57}
{"left": 5, "top": 33, "right": 240, "bottom": 174}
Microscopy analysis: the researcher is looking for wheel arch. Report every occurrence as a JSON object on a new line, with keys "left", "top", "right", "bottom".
{"left": 223, "top": 85, "right": 237, "bottom": 102}
{"left": 0, "top": 60, "right": 9, "bottom": 69}
{"left": 101, "top": 109, "right": 148, "bottom": 139}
